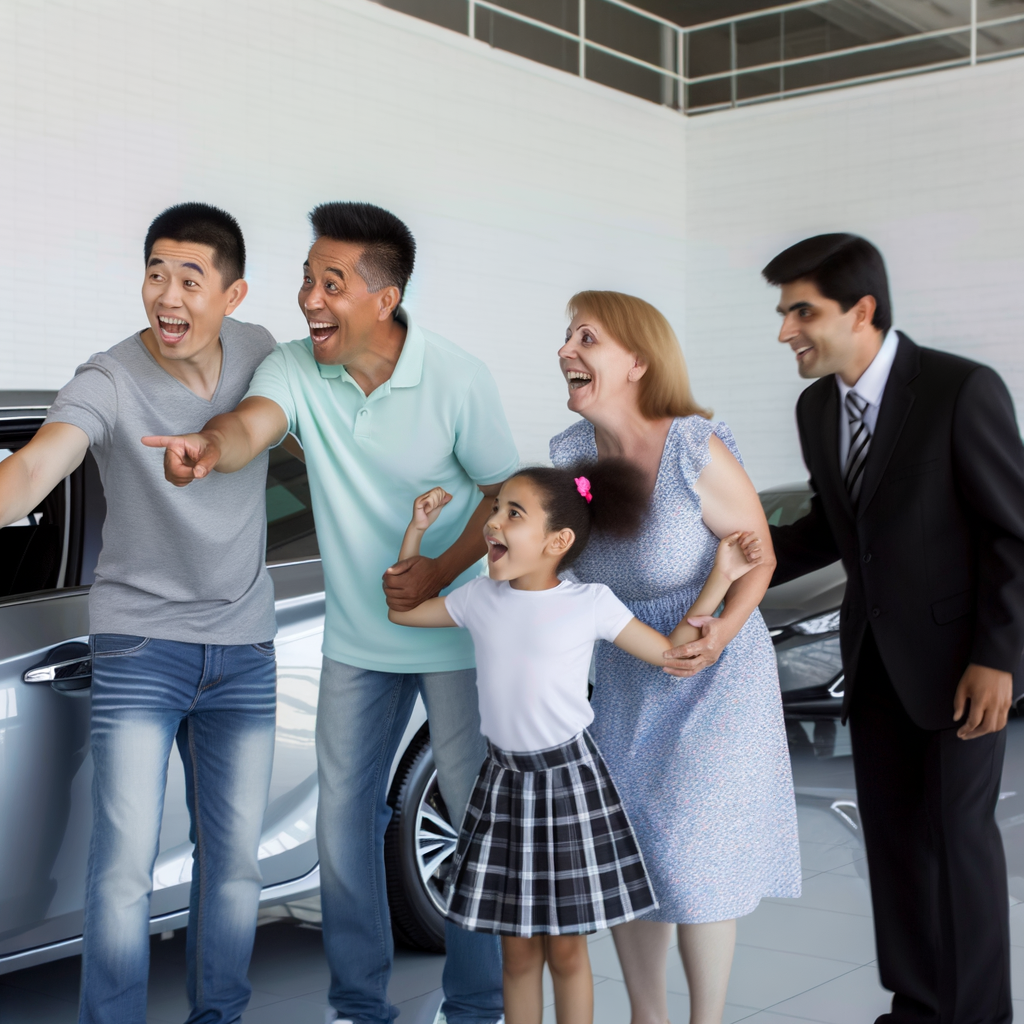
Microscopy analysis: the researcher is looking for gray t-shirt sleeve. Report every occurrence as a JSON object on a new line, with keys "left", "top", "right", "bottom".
{"left": 44, "top": 357, "right": 118, "bottom": 450}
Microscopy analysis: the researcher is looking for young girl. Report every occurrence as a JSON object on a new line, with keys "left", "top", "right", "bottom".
{"left": 388, "top": 460, "right": 763, "bottom": 1024}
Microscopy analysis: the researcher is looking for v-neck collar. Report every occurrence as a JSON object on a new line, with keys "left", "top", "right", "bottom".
{"left": 133, "top": 331, "right": 227, "bottom": 406}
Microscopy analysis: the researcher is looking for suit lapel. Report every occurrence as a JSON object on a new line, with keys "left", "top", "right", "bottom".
{"left": 857, "top": 333, "right": 920, "bottom": 518}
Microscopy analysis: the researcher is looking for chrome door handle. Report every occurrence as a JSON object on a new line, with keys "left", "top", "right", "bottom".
{"left": 23, "top": 642, "right": 92, "bottom": 691}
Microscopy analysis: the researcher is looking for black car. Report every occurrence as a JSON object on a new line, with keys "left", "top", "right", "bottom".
{"left": 759, "top": 484, "right": 847, "bottom": 720}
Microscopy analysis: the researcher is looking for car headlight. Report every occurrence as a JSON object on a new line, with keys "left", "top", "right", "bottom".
{"left": 791, "top": 609, "right": 841, "bottom": 635}
{"left": 773, "top": 608, "right": 843, "bottom": 697}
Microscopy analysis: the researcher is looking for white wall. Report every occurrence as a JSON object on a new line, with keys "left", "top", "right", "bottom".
{"left": 0, "top": 0, "right": 686, "bottom": 464}
{"left": 3, "top": 1, "right": 1023, "bottom": 484}
{"left": 685, "top": 57, "right": 1024, "bottom": 488}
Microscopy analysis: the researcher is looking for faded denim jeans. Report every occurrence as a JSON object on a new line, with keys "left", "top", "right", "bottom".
{"left": 79, "top": 635, "right": 277, "bottom": 1024}
{"left": 316, "top": 657, "right": 503, "bottom": 1024}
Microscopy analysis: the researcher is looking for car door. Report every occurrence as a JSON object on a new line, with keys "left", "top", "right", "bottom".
{"left": 0, "top": 412, "right": 102, "bottom": 959}
{"left": 0, "top": 426, "right": 325, "bottom": 965}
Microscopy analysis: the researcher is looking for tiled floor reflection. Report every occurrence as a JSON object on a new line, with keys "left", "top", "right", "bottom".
{"left": 4, "top": 718, "right": 1024, "bottom": 1023}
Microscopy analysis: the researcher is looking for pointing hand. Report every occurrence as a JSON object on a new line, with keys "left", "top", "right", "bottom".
{"left": 141, "top": 433, "right": 221, "bottom": 487}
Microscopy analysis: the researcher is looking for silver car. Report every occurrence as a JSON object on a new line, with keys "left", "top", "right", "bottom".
{"left": 0, "top": 391, "right": 453, "bottom": 974}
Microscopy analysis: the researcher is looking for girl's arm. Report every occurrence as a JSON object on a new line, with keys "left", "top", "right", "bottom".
{"left": 613, "top": 531, "right": 762, "bottom": 667}
{"left": 398, "top": 486, "right": 453, "bottom": 561}
{"left": 389, "top": 486, "right": 459, "bottom": 627}
{"left": 389, "top": 596, "right": 457, "bottom": 628}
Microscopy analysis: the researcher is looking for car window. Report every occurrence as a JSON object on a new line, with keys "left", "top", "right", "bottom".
{"left": 0, "top": 445, "right": 69, "bottom": 599}
{"left": 760, "top": 488, "right": 814, "bottom": 527}
{"left": 265, "top": 442, "right": 319, "bottom": 564}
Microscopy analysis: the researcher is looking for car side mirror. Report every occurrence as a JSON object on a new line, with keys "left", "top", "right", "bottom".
{"left": 23, "top": 641, "right": 92, "bottom": 692}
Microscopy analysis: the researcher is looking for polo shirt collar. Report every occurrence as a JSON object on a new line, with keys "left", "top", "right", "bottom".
{"left": 315, "top": 306, "right": 424, "bottom": 390}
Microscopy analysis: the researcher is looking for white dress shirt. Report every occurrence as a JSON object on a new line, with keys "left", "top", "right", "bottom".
{"left": 837, "top": 328, "right": 900, "bottom": 469}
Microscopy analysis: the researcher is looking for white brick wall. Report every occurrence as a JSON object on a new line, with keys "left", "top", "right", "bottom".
{"left": 0, "top": 0, "right": 686, "bottom": 464}
{"left": 2, "top": 1, "right": 1021, "bottom": 481}
{"left": 685, "top": 58, "right": 1024, "bottom": 488}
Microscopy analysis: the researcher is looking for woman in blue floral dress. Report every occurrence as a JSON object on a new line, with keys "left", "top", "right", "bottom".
{"left": 550, "top": 291, "right": 800, "bottom": 1024}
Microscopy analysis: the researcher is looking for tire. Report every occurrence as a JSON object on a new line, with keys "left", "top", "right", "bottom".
{"left": 384, "top": 725, "right": 458, "bottom": 953}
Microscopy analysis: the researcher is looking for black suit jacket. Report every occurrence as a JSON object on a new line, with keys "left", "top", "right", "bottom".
{"left": 771, "top": 333, "right": 1024, "bottom": 729}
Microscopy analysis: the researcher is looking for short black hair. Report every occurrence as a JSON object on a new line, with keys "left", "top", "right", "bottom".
{"left": 144, "top": 203, "right": 246, "bottom": 287}
{"left": 309, "top": 202, "right": 416, "bottom": 302}
{"left": 515, "top": 459, "right": 649, "bottom": 569}
{"left": 762, "top": 233, "right": 892, "bottom": 333}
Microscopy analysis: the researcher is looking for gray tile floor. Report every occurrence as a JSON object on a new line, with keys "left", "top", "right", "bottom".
{"left": 4, "top": 719, "right": 1024, "bottom": 1023}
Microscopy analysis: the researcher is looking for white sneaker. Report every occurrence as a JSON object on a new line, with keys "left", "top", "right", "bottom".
{"left": 324, "top": 1011, "right": 354, "bottom": 1024}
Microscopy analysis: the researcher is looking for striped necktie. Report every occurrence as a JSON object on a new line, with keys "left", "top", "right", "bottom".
{"left": 844, "top": 391, "right": 871, "bottom": 501}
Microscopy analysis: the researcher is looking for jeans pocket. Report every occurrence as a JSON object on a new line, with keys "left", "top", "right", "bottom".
{"left": 251, "top": 641, "right": 276, "bottom": 656}
{"left": 91, "top": 634, "right": 151, "bottom": 657}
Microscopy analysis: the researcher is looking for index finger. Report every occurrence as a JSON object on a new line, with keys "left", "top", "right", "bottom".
{"left": 141, "top": 435, "right": 182, "bottom": 449}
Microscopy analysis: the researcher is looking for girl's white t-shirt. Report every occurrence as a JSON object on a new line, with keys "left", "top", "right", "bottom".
{"left": 444, "top": 577, "right": 635, "bottom": 753}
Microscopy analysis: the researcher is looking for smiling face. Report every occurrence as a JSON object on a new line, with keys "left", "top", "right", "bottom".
{"left": 141, "top": 240, "right": 246, "bottom": 361}
{"left": 557, "top": 314, "right": 646, "bottom": 419}
{"left": 297, "top": 237, "right": 399, "bottom": 366}
{"left": 776, "top": 279, "right": 881, "bottom": 383}
{"left": 484, "top": 477, "right": 574, "bottom": 589}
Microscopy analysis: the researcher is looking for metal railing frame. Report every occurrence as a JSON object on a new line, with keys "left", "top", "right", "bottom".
{"left": 454, "top": 0, "right": 1024, "bottom": 114}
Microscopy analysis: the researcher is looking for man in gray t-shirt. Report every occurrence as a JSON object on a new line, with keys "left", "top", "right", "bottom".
{"left": 0, "top": 203, "right": 277, "bottom": 1024}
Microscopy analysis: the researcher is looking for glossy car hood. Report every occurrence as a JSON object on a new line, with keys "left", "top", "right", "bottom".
{"left": 759, "top": 561, "right": 846, "bottom": 630}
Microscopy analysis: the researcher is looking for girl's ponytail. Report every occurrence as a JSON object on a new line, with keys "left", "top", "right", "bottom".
{"left": 514, "top": 458, "right": 649, "bottom": 568}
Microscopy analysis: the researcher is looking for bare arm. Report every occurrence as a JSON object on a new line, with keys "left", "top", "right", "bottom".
{"left": 615, "top": 531, "right": 763, "bottom": 666}
{"left": 664, "top": 435, "right": 776, "bottom": 677}
{"left": 398, "top": 487, "right": 454, "bottom": 562}
{"left": 0, "top": 422, "right": 90, "bottom": 528}
{"left": 388, "top": 595, "right": 457, "bottom": 629}
{"left": 141, "top": 396, "right": 288, "bottom": 486}
{"left": 383, "top": 482, "right": 504, "bottom": 612}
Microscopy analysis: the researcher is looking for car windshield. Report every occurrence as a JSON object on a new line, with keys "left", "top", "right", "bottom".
{"left": 760, "top": 487, "right": 813, "bottom": 527}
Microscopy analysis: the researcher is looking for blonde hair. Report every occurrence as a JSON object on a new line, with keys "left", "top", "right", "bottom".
{"left": 567, "top": 291, "right": 711, "bottom": 421}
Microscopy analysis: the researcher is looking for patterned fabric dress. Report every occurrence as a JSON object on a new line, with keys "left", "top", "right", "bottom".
{"left": 550, "top": 416, "right": 801, "bottom": 923}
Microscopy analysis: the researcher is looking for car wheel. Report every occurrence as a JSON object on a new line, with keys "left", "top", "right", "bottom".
{"left": 384, "top": 725, "right": 458, "bottom": 953}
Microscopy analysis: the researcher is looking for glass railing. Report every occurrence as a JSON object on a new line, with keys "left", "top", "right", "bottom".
{"left": 376, "top": 0, "right": 1024, "bottom": 113}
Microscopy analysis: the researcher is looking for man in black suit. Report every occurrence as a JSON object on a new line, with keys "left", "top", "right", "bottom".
{"left": 764, "top": 234, "right": 1024, "bottom": 1024}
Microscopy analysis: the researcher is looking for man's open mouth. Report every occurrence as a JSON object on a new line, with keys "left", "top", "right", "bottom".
{"left": 157, "top": 316, "right": 190, "bottom": 343}
{"left": 567, "top": 369, "right": 592, "bottom": 392}
{"left": 795, "top": 345, "right": 814, "bottom": 361}
{"left": 487, "top": 539, "right": 508, "bottom": 562}
{"left": 309, "top": 321, "right": 338, "bottom": 344}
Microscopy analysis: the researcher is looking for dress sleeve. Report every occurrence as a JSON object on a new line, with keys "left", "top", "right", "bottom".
{"left": 549, "top": 419, "right": 594, "bottom": 468}
{"left": 677, "top": 417, "right": 745, "bottom": 490}
{"left": 44, "top": 357, "right": 118, "bottom": 451}
{"left": 592, "top": 584, "right": 635, "bottom": 641}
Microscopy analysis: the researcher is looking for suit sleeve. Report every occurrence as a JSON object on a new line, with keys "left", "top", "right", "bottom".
{"left": 951, "top": 366, "right": 1024, "bottom": 672}
{"left": 770, "top": 479, "right": 842, "bottom": 586}
{"left": 769, "top": 395, "right": 842, "bottom": 586}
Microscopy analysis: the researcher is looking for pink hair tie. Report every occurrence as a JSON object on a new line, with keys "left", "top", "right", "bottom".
{"left": 574, "top": 476, "right": 593, "bottom": 503}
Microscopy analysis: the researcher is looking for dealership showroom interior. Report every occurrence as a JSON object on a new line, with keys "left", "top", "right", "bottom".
{"left": 2, "top": 0, "right": 1024, "bottom": 1022}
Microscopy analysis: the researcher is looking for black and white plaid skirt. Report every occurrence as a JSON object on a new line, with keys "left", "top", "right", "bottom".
{"left": 444, "top": 729, "right": 658, "bottom": 936}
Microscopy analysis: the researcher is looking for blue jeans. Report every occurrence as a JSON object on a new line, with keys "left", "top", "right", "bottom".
{"left": 79, "top": 636, "right": 277, "bottom": 1024}
{"left": 316, "top": 658, "right": 503, "bottom": 1024}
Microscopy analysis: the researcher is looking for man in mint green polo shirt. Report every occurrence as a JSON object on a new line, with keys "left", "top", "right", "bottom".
{"left": 150, "top": 203, "right": 517, "bottom": 1024}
